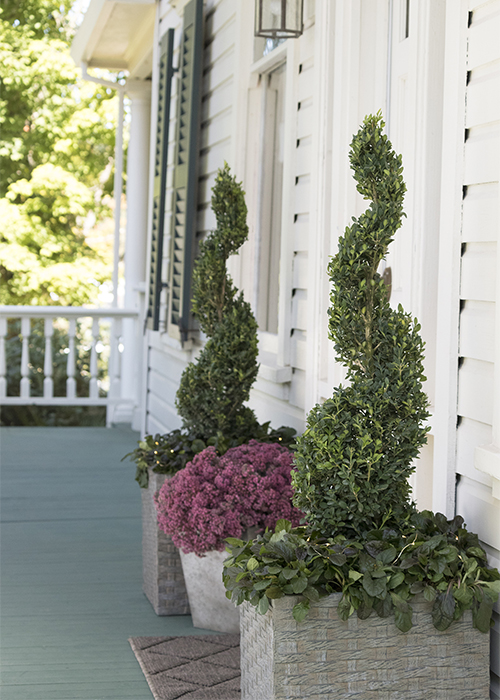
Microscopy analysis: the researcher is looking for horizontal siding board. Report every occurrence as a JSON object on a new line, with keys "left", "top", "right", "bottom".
{"left": 289, "top": 368, "right": 305, "bottom": 408}
{"left": 295, "top": 141, "right": 312, "bottom": 177}
{"left": 293, "top": 177, "right": 312, "bottom": 215}
{"left": 204, "top": 0, "right": 235, "bottom": 40}
{"left": 148, "top": 346, "right": 187, "bottom": 385}
{"left": 199, "top": 107, "right": 233, "bottom": 152}
{"left": 292, "top": 252, "right": 308, "bottom": 290}
{"left": 199, "top": 137, "right": 231, "bottom": 175}
{"left": 456, "top": 476, "right": 500, "bottom": 552}
{"left": 147, "top": 392, "right": 182, "bottom": 431}
{"left": 252, "top": 376, "right": 290, "bottom": 402}
{"left": 467, "top": 11, "right": 500, "bottom": 70}
{"left": 466, "top": 66, "right": 500, "bottom": 127}
{"left": 248, "top": 389, "right": 305, "bottom": 433}
{"left": 456, "top": 417, "right": 493, "bottom": 487}
{"left": 296, "top": 104, "right": 313, "bottom": 140}
{"left": 147, "top": 412, "right": 171, "bottom": 436}
{"left": 291, "top": 289, "right": 308, "bottom": 331}
{"left": 202, "top": 48, "right": 235, "bottom": 95}
{"left": 204, "top": 17, "right": 236, "bottom": 67}
{"left": 462, "top": 183, "right": 498, "bottom": 242}
{"left": 298, "top": 65, "right": 314, "bottom": 101}
{"left": 459, "top": 300, "right": 496, "bottom": 362}
{"left": 457, "top": 358, "right": 494, "bottom": 424}
{"left": 147, "top": 368, "right": 179, "bottom": 405}
{"left": 201, "top": 78, "right": 233, "bottom": 122}
{"left": 290, "top": 334, "right": 307, "bottom": 371}
{"left": 463, "top": 126, "right": 500, "bottom": 185}
{"left": 460, "top": 241, "right": 496, "bottom": 301}
{"left": 293, "top": 219, "right": 310, "bottom": 252}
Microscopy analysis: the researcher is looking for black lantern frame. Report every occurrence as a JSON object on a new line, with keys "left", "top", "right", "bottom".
{"left": 255, "top": 0, "right": 304, "bottom": 39}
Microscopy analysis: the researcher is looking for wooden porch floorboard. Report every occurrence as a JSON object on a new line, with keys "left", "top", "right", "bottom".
{"left": 0, "top": 426, "right": 213, "bottom": 700}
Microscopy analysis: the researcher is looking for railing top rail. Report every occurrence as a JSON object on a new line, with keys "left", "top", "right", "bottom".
{"left": 0, "top": 306, "right": 139, "bottom": 319}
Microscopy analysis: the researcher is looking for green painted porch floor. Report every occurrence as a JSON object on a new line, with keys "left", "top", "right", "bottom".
{"left": 0, "top": 426, "right": 213, "bottom": 700}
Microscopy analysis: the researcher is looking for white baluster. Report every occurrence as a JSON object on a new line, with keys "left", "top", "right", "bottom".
{"left": 20, "top": 317, "right": 31, "bottom": 398}
{"left": 0, "top": 317, "right": 6, "bottom": 398}
{"left": 108, "top": 317, "right": 122, "bottom": 400}
{"left": 43, "top": 317, "right": 54, "bottom": 398}
{"left": 66, "top": 318, "right": 76, "bottom": 399}
{"left": 89, "top": 317, "right": 99, "bottom": 399}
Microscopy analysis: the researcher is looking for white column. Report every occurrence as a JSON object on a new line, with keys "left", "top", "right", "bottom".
{"left": 118, "top": 80, "right": 152, "bottom": 427}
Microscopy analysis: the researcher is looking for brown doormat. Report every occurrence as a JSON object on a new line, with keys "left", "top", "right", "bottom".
{"left": 129, "top": 635, "right": 240, "bottom": 700}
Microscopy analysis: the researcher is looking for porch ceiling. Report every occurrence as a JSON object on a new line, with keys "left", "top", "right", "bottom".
{"left": 71, "top": 0, "right": 156, "bottom": 79}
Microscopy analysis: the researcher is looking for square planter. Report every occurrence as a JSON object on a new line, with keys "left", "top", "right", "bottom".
{"left": 240, "top": 593, "right": 490, "bottom": 699}
{"left": 141, "top": 471, "right": 190, "bottom": 615}
{"left": 180, "top": 549, "right": 240, "bottom": 633}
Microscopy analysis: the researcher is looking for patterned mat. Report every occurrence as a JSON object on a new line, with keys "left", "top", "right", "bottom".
{"left": 129, "top": 635, "right": 241, "bottom": 700}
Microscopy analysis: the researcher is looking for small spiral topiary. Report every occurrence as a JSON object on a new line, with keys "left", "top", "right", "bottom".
{"left": 292, "top": 113, "right": 430, "bottom": 537}
{"left": 175, "top": 163, "right": 260, "bottom": 440}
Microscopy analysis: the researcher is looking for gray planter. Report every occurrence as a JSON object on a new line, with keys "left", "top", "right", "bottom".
{"left": 180, "top": 549, "right": 240, "bottom": 633}
{"left": 240, "top": 593, "right": 489, "bottom": 700}
{"left": 141, "top": 471, "right": 190, "bottom": 615}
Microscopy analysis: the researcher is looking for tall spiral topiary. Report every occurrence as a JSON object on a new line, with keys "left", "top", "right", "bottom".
{"left": 292, "top": 113, "right": 430, "bottom": 538}
{"left": 175, "top": 163, "right": 260, "bottom": 441}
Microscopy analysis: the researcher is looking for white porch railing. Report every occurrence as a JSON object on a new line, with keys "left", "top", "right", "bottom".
{"left": 0, "top": 306, "right": 140, "bottom": 426}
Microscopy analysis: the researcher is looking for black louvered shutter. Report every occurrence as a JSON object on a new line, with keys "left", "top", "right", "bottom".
{"left": 146, "top": 28, "right": 175, "bottom": 331}
{"left": 167, "top": 0, "right": 203, "bottom": 341}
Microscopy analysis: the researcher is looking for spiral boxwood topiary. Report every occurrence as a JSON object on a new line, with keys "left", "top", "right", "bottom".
{"left": 292, "top": 113, "right": 430, "bottom": 537}
{"left": 175, "top": 163, "right": 260, "bottom": 439}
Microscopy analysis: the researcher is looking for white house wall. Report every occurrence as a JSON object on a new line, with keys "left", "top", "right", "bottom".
{"left": 141, "top": 0, "right": 499, "bottom": 689}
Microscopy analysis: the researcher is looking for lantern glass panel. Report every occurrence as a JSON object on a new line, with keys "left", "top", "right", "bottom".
{"left": 255, "top": 0, "right": 303, "bottom": 39}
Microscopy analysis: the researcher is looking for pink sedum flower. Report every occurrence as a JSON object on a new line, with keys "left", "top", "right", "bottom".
{"left": 154, "top": 440, "right": 303, "bottom": 556}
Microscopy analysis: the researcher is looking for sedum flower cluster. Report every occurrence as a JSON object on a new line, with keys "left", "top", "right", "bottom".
{"left": 155, "top": 441, "right": 303, "bottom": 556}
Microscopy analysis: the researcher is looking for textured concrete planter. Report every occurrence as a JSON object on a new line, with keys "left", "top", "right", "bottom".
{"left": 180, "top": 549, "right": 240, "bottom": 633}
{"left": 240, "top": 593, "right": 490, "bottom": 700}
{"left": 141, "top": 472, "right": 190, "bottom": 616}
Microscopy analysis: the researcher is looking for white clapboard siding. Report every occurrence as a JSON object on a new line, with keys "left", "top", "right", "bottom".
{"left": 291, "top": 289, "right": 308, "bottom": 331}
{"left": 289, "top": 368, "right": 306, "bottom": 408}
{"left": 290, "top": 331, "right": 307, "bottom": 371}
{"left": 462, "top": 182, "right": 498, "bottom": 242}
{"left": 466, "top": 6, "right": 500, "bottom": 70}
{"left": 293, "top": 216, "right": 310, "bottom": 253}
{"left": 463, "top": 123, "right": 500, "bottom": 185}
{"left": 460, "top": 241, "right": 496, "bottom": 301}
{"left": 201, "top": 78, "right": 233, "bottom": 124}
{"left": 457, "top": 476, "right": 500, "bottom": 553}
{"left": 465, "top": 64, "right": 500, "bottom": 128}
{"left": 456, "top": 417, "right": 493, "bottom": 487}
{"left": 459, "top": 300, "right": 496, "bottom": 362}
{"left": 199, "top": 107, "right": 233, "bottom": 154}
{"left": 457, "top": 358, "right": 494, "bottom": 425}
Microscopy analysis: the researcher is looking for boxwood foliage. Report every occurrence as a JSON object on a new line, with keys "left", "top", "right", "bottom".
{"left": 223, "top": 515, "right": 500, "bottom": 632}
{"left": 292, "top": 113, "right": 430, "bottom": 537}
{"left": 175, "top": 163, "right": 260, "bottom": 439}
{"left": 124, "top": 163, "right": 296, "bottom": 487}
{"left": 224, "top": 114, "right": 500, "bottom": 631}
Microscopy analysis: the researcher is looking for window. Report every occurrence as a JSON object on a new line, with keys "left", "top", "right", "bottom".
{"left": 256, "top": 62, "right": 286, "bottom": 334}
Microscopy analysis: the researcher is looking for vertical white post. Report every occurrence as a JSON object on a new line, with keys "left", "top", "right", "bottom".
{"left": 0, "top": 317, "right": 7, "bottom": 399}
{"left": 108, "top": 317, "right": 122, "bottom": 400}
{"left": 121, "top": 80, "right": 151, "bottom": 427}
{"left": 66, "top": 318, "right": 77, "bottom": 399}
{"left": 43, "top": 317, "right": 54, "bottom": 398}
{"left": 20, "top": 317, "right": 31, "bottom": 399}
{"left": 89, "top": 317, "right": 99, "bottom": 400}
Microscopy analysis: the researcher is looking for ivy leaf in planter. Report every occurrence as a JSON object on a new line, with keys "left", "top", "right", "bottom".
{"left": 373, "top": 595, "right": 394, "bottom": 618}
{"left": 338, "top": 594, "right": 353, "bottom": 621}
{"left": 453, "top": 583, "right": 473, "bottom": 606}
{"left": 362, "top": 571, "right": 387, "bottom": 598}
{"left": 266, "top": 586, "right": 285, "bottom": 599}
{"left": 432, "top": 591, "right": 456, "bottom": 631}
{"left": 390, "top": 592, "right": 413, "bottom": 633}
{"left": 293, "top": 600, "right": 310, "bottom": 622}
{"left": 257, "top": 596, "right": 269, "bottom": 615}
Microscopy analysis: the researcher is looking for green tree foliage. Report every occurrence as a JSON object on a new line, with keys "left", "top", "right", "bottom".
{"left": 0, "top": 0, "right": 118, "bottom": 305}
{"left": 176, "top": 164, "right": 260, "bottom": 439}
{"left": 293, "top": 114, "right": 430, "bottom": 537}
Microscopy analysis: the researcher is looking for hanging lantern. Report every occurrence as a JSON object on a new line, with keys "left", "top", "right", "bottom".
{"left": 255, "top": 0, "right": 304, "bottom": 39}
